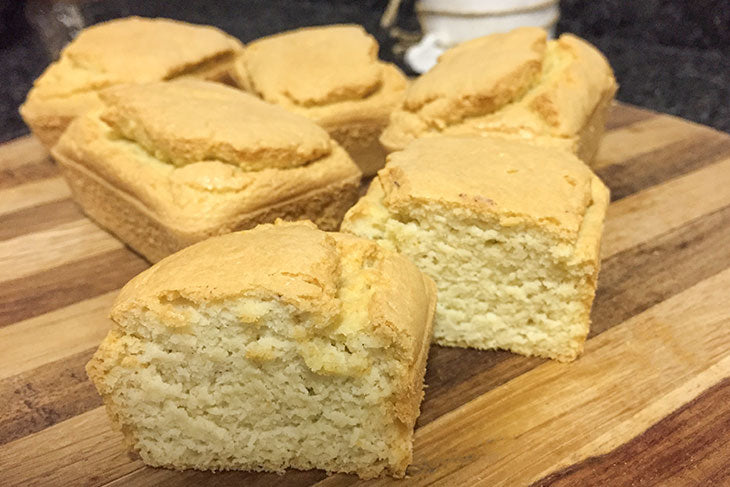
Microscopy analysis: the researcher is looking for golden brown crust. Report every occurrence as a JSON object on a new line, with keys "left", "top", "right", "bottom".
{"left": 58, "top": 153, "right": 360, "bottom": 262}
{"left": 387, "top": 270, "right": 436, "bottom": 476}
{"left": 380, "top": 28, "right": 617, "bottom": 164}
{"left": 109, "top": 220, "right": 436, "bottom": 372}
{"left": 232, "top": 25, "right": 408, "bottom": 176}
{"left": 20, "top": 16, "right": 244, "bottom": 147}
{"left": 371, "top": 135, "right": 607, "bottom": 244}
{"left": 403, "top": 27, "right": 546, "bottom": 126}
{"left": 342, "top": 136, "right": 608, "bottom": 363}
{"left": 240, "top": 25, "right": 383, "bottom": 106}
{"left": 98, "top": 80, "right": 333, "bottom": 170}
{"left": 52, "top": 80, "right": 362, "bottom": 262}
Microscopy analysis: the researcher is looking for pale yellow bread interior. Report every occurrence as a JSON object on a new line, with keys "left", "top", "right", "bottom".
{"left": 342, "top": 136, "right": 609, "bottom": 361}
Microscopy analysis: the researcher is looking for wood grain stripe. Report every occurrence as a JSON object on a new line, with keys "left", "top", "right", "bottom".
{"left": 0, "top": 248, "right": 148, "bottom": 328}
{"left": 603, "top": 103, "right": 655, "bottom": 131}
{"left": 0, "top": 291, "right": 116, "bottom": 380}
{"left": 590, "top": 202, "right": 730, "bottom": 337}
{"left": 0, "top": 199, "right": 81, "bottom": 242}
{"left": 0, "top": 219, "right": 123, "bottom": 284}
{"left": 0, "top": 160, "right": 60, "bottom": 190}
{"left": 0, "top": 136, "right": 48, "bottom": 171}
{"left": 597, "top": 132, "right": 730, "bottom": 201}
{"left": 533, "top": 376, "right": 730, "bottom": 486}
{"left": 314, "top": 267, "right": 730, "bottom": 486}
{"left": 594, "top": 114, "right": 719, "bottom": 170}
{"left": 601, "top": 156, "right": 730, "bottom": 259}
{"left": 0, "top": 349, "right": 101, "bottom": 446}
{"left": 0, "top": 407, "right": 144, "bottom": 487}
{"left": 0, "top": 177, "right": 71, "bottom": 217}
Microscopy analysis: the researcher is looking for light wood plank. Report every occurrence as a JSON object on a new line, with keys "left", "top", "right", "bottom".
{"left": 534, "top": 376, "right": 730, "bottom": 486}
{"left": 0, "top": 219, "right": 122, "bottom": 283}
{"left": 2, "top": 106, "right": 730, "bottom": 486}
{"left": 603, "top": 102, "right": 654, "bottom": 130}
{"left": 0, "top": 291, "right": 117, "bottom": 380}
{"left": 315, "top": 267, "right": 730, "bottom": 486}
{"left": 0, "top": 136, "right": 48, "bottom": 171}
{"left": 594, "top": 115, "right": 716, "bottom": 169}
{"left": 19, "top": 267, "right": 721, "bottom": 487}
{"left": 0, "top": 247, "right": 148, "bottom": 328}
{"left": 566, "top": 356, "right": 730, "bottom": 466}
{"left": 0, "top": 178, "right": 70, "bottom": 216}
{"left": 602, "top": 156, "right": 730, "bottom": 259}
{"left": 0, "top": 407, "right": 144, "bottom": 487}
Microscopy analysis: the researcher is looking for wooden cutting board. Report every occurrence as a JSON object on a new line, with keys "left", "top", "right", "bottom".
{"left": 1, "top": 103, "right": 729, "bottom": 486}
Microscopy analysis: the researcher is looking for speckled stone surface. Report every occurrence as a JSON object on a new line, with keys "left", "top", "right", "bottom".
{"left": 1, "top": 0, "right": 728, "bottom": 143}
{"left": 557, "top": 0, "right": 729, "bottom": 132}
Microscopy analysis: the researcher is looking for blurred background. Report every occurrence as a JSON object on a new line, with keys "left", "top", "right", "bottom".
{"left": 1, "top": 0, "right": 728, "bottom": 143}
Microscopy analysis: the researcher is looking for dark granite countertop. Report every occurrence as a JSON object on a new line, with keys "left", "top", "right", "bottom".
{"left": 1, "top": 0, "right": 728, "bottom": 143}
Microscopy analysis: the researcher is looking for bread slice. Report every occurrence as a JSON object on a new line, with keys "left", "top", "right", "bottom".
{"left": 20, "top": 16, "right": 244, "bottom": 147}
{"left": 380, "top": 27, "right": 617, "bottom": 165}
{"left": 232, "top": 25, "right": 408, "bottom": 176}
{"left": 342, "top": 136, "right": 609, "bottom": 362}
{"left": 86, "top": 220, "right": 436, "bottom": 478}
{"left": 51, "top": 80, "right": 361, "bottom": 263}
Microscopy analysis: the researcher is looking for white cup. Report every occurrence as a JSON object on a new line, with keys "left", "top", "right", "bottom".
{"left": 405, "top": 0, "right": 559, "bottom": 73}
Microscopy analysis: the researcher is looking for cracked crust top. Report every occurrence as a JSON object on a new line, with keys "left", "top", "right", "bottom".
{"left": 232, "top": 25, "right": 408, "bottom": 127}
{"left": 380, "top": 27, "right": 617, "bottom": 152}
{"left": 98, "top": 80, "right": 333, "bottom": 170}
{"left": 20, "top": 16, "right": 244, "bottom": 147}
{"left": 110, "top": 220, "right": 437, "bottom": 368}
{"left": 240, "top": 25, "right": 383, "bottom": 107}
{"left": 344, "top": 136, "right": 609, "bottom": 263}
{"left": 51, "top": 80, "right": 361, "bottom": 234}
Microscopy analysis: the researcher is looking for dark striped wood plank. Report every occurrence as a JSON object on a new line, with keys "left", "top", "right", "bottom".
{"left": 534, "top": 377, "right": 730, "bottom": 486}
{"left": 602, "top": 103, "right": 655, "bottom": 131}
{"left": 0, "top": 199, "right": 81, "bottom": 242}
{"left": 0, "top": 248, "right": 148, "bottom": 328}
{"left": 597, "top": 132, "right": 730, "bottom": 201}
{"left": 0, "top": 103, "right": 729, "bottom": 487}
{"left": 0, "top": 160, "right": 59, "bottom": 191}
{"left": 0, "top": 349, "right": 101, "bottom": 446}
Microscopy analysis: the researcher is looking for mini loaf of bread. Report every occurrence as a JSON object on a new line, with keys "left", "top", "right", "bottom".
{"left": 21, "top": 16, "right": 244, "bottom": 147}
{"left": 380, "top": 27, "right": 617, "bottom": 164}
{"left": 86, "top": 220, "right": 437, "bottom": 478}
{"left": 232, "top": 25, "right": 408, "bottom": 176}
{"left": 342, "top": 136, "right": 609, "bottom": 362}
{"left": 52, "top": 79, "right": 362, "bottom": 263}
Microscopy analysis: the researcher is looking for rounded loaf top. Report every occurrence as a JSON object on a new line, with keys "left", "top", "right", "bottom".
{"left": 98, "top": 79, "right": 334, "bottom": 170}
{"left": 112, "top": 220, "right": 436, "bottom": 361}
{"left": 29, "top": 16, "right": 243, "bottom": 98}
{"left": 374, "top": 136, "right": 608, "bottom": 240}
{"left": 382, "top": 27, "right": 617, "bottom": 150}
{"left": 241, "top": 24, "right": 385, "bottom": 107}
